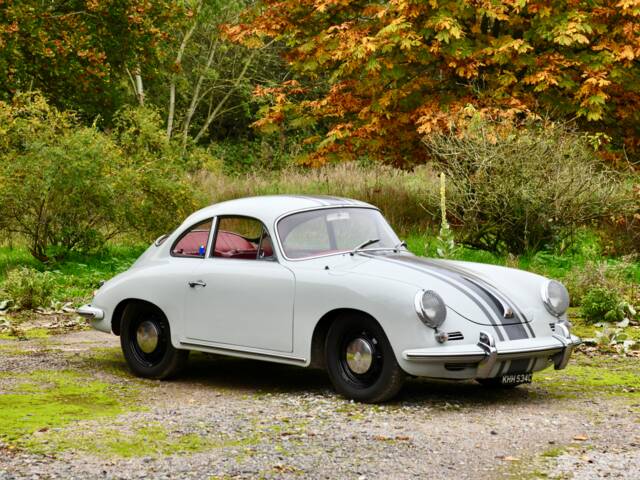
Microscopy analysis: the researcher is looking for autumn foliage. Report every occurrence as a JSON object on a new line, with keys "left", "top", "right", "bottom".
{"left": 229, "top": 0, "right": 640, "bottom": 165}
{"left": 0, "top": 0, "right": 181, "bottom": 119}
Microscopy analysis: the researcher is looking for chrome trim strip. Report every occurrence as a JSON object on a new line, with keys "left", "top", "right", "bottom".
{"left": 402, "top": 329, "right": 580, "bottom": 375}
{"left": 403, "top": 346, "right": 565, "bottom": 363}
{"left": 404, "top": 351, "right": 487, "bottom": 362}
{"left": 179, "top": 341, "right": 307, "bottom": 364}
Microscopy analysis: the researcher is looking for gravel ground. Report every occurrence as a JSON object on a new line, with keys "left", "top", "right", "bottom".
{"left": 0, "top": 330, "right": 639, "bottom": 479}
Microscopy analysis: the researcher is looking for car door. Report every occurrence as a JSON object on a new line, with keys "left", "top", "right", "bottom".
{"left": 183, "top": 216, "right": 296, "bottom": 352}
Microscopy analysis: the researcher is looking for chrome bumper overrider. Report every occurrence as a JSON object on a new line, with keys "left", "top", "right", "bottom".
{"left": 402, "top": 323, "right": 580, "bottom": 378}
{"left": 76, "top": 304, "right": 105, "bottom": 320}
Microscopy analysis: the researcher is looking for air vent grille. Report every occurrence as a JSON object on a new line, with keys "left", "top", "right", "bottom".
{"left": 447, "top": 331, "right": 464, "bottom": 341}
{"left": 445, "top": 363, "right": 476, "bottom": 371}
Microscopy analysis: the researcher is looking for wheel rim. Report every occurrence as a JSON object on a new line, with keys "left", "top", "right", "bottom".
{"left": 136, "top": 320, "right": 159, "bottom": 354}
{"left": 345, "top": 338, "right": 373, "bottom": 374}
{"left": 339, "top": 330, "right": 383, "bottom": 388}
{"left": 128, "top": 314, "right": 167, "bottom": 368}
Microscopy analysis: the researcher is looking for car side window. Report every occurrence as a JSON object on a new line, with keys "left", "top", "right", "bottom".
{"left": 171, "top": 219, "right": 212, "bottom": 258}
{"left": 212, "top": 216, "right": 274, "bottom": 261}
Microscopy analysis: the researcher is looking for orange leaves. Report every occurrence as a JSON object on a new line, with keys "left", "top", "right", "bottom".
{"left": 577, "top": 71, "right": 612, "bottom": 121}
{"left": 231, "top": 0, "right": 640, "bottom": 164}
{"left": 617, "top": 0, "right": 640, "bottom": 16}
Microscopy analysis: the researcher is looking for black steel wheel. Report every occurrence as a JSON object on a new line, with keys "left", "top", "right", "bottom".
{"left": 120, "top": 302, "right": 188, "bottom": 379}
{"left": 325, "top": 313, "right": 404, "bottom": 403}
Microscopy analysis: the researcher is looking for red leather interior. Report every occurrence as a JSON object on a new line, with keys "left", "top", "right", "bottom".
{"left": 214, "top": 231, "right": 258, "bottom": 259}
{"left": 172, "top": 230, "right": 209, "bottom": 256}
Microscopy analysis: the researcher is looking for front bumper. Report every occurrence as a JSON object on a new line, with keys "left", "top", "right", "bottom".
{"left": 402, "top": 323, "right": 580, "bottom": 378}
{"left": 76, "top": 304, "right": 105, "bottom": 320}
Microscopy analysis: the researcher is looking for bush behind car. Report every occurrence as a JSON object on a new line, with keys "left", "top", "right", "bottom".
{"left": 0, "top": 93, "right": 199, "bottom": 261}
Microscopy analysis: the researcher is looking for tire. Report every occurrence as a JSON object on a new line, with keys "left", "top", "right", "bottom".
{"left": 120, "top": 302, "right": 188, "bottom": 379}
{"left": 325, "top": 313, "right": 405, "bottom": 403}
{"left": 476, "top": 378, "right": 524, "bottom": 389}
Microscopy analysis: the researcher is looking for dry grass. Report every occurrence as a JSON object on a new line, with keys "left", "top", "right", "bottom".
{"left": 194, "top": 162, "right": 441, "bottom": 233}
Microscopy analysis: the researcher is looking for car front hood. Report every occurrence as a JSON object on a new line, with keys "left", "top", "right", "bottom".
{"left": 354, "top": 253, "right": 548, "bottom": 333}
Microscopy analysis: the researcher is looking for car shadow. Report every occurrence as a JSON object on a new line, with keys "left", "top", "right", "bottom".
{"left": 176, "top": 352, "right": 546, "bottom": 407}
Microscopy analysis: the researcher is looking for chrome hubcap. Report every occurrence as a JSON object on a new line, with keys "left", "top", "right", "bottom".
{"left": 136, "top": 320, "right": 159, "bottom": 354}
{"left": 345, "top": 337, "right": 373, "bottom": 374}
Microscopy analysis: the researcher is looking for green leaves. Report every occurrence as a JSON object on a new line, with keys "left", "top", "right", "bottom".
{"left": 0, "top": 93, "right": 198, "bottom": 261}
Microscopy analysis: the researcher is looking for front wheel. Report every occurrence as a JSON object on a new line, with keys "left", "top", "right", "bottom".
{"left": 325, "top": 313, "right": 405, "bottom": 403}
{"left": 120, "top": 302, "right": 188, "bottom": 379}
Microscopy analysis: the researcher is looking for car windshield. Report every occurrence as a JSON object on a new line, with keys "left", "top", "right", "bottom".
{"left": 277, "top": 207, "right": 401, "bottom": 259}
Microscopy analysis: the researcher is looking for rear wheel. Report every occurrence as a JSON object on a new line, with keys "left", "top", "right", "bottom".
{"left": 325, "top": 313, "right": 404, "bottom": 403}
{"left": 120, "top": 302, "right": 188, "bottom": 379}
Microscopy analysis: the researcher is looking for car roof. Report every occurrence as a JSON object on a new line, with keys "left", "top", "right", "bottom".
{"left": 183, "top": 195, "right": 377, "bottom": 227}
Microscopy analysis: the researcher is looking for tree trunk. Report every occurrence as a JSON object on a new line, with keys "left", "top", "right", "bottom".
{"left": 167, "top": 7, "right": 200, "bottom": 139}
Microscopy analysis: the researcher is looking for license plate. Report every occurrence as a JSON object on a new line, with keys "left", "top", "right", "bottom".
{"left": 500, "top": 373, "right": 533, "bottom": 385}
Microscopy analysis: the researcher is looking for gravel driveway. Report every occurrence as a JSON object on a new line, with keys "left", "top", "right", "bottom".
{"left": 0, "top": 330, "right": 638, "bottom": 479}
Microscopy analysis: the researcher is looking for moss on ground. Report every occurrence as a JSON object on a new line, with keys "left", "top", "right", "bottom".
{"left": 0, "top": 327, "right": 50, "bottom": 340}
{"left": 27, "top": 422, "right": 225, "bottom": 458}
{"left": 0, "top": 370, "right": 140, "bottom": 446}
{"left": 534, "top": 353, "right": 640, "bottom": 398}
{"left": 79, "top": 346, "right": 133, "bottom": 378}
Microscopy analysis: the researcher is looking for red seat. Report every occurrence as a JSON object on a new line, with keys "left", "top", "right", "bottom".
{"left": 214, "top": 231, "right": 258, "bottom": 259}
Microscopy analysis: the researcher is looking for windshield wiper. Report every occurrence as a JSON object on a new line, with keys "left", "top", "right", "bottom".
{"left": 350, "top": 238, "right": 380, "bottom": 255}
{"left": 394, "top": 241, "right": 408, "bottom": 250}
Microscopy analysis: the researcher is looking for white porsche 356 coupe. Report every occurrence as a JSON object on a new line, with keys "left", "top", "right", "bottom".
{"left": 79, "top": 195, "right": 580, "bottom": 402}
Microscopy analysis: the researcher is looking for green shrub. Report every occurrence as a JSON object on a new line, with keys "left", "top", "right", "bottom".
{"left": 0, "top": 93, "right": 198, "bottom": 261}
{"left": 0, "top": 267, "right": 54, "bottom": 310}
{"left": 581, "top": 287, "right": 622, "bottom": 324}
{"left": 424, "top": 120, "right": 634, "bottom": 254}
{"left": 564, "top": 256, "right": 640, "bottom": 309}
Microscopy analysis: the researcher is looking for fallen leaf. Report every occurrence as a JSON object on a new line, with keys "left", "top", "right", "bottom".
{"left": 573, "top": 434, "right": 589, "bottom": 441}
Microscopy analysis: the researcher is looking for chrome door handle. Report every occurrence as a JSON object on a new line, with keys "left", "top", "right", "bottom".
{"left": 188, "top": 280, "right": 207, "bottom": 288}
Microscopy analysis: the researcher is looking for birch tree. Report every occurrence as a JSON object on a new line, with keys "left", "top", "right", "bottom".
{"left": 155, "top": 0, "right": 285, "bottom": 147}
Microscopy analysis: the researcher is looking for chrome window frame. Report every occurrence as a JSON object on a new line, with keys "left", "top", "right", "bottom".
{"left": 169, "top": 217, "right": 216, "bottom": 259}
{"left": 209, "top": 214, "right": 279, "bottom": 262}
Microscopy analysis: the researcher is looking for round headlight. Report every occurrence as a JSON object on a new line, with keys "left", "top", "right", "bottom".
{"left": 414, "top": 290, "right": 447, "bottom": 329}
{"left": 541, "top": 280, "right": 570, "bottom": 317}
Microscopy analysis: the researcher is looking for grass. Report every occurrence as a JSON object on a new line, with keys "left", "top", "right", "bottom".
{"left": 406, "top": 229, "right": 640, "bottom": 283}
{"left": 0, "top": 244, "right": 144, "bottom": 306}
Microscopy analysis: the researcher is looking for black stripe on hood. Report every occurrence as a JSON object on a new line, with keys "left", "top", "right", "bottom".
{"left": 370, "top": 255, "right": 506, "bottom": 341}
{"left": 380, "top": 254, "right": 533, "bottom": 341}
